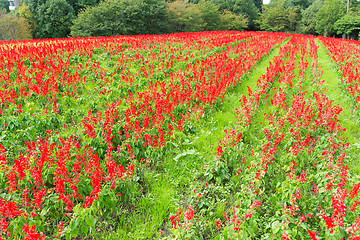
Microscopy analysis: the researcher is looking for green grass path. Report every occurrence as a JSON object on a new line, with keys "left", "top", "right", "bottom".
{"left": 316, "top": 39, "right": 360, "bottom": 175}
{"left": 193, "top": 40, "right": 287, "bottom": 153}
{"left": 159, "top": 40, "right": 287, "bottom": 237}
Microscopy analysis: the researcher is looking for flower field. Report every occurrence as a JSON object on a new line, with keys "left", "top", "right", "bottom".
{"left": 0, "top": 31, "right": 359, "bottom": 239}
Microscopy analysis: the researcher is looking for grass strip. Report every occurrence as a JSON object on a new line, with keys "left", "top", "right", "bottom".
{"left": 316, "top": 39, "right": 360, "bottom": 175}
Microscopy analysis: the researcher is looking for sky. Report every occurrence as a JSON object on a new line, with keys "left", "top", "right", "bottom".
{"left": 263, "top": 0, "right": 271, "bottom": 4}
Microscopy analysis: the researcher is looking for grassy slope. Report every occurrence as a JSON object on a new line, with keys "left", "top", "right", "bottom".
{"left": 96, "top": 40, "right": 286, "bottom": 239}
{"left": 316, "top": 39, "right": 360, "bottom": 176}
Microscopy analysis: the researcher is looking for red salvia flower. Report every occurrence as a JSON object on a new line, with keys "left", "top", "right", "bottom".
{"left": 307, "top": 230, "right": 318, "bottom": 240}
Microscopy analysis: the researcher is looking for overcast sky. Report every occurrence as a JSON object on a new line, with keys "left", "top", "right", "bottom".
{"left": 263, "top": 0, "right": 271, "bottom": 4}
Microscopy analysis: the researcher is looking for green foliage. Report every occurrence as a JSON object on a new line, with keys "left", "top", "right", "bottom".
{"left": 70, "top": 0, "right": 119, "bottom": 37}
{"left": 209, "top": 0, "right": 258, "bottom": 29}
{"left": 197, "top": 0, "right": 221, "bottom": 31}
{"left": 167, "top": 0, "right": 203, "bottom": 32}
{"left": 253, "top": 0, "right": 262, "bottom": 9}
{"left": 256, "top": 0, "right": 298, "bottom": 32}
{"left": 24, "top": 0, "right": 102, "bottom": 39}
{"left": 23, "top": 0, "right": 45, "bottom": 38}
{"left": 24, "top": 0, "right": 45, "bottom": 19}
{"left": 0, "top": 0, "right": 9, "bottom": 12}
{"left": 285, "top": 0, "right": 312, "bottom": 10}
{"left": 66, "top": 0, "right": 101, "bottom": 15}
{"left": 0, "top": 8, "right": 32, "bottom": 40}
{"left": 220, "top": 9, "right": 248, "bottom": 31}
{"left": 351, "top": 0, "right": 360, "bottom": 12}
{"left": 299, "top": 0, "right": 322, "bottom": 35}
{"left": 316, "top": 0, "right": 346, "bottom": 37}
{"left": 334, "top": 13, "right": 360, "bottom": 39}
{"left": 37, "top": 0, "right": 75, "bottom": 38}
{"left": 17, "top": 2, "right": 38, "bottom": 38}
{"left": 167, "top": 0, "right": 247, "bottom": 32}
{"left": 71, "top": 0, "right": 168, "bottom": 37}
{"left": 142, "top": 0, "right": 170, "bottom": 34}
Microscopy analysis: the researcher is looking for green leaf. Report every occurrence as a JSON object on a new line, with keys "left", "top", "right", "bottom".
{"left": 71, "top": 228, "right": 79, "bottom": 238}
{"left": 70, "top": 220, "right": 79, "bottom": 230}
{"left": 80, "top": 224, "right": 89, "bottom": 234}
{"left": 247, "top": 227, "right": 255, "bottom": 236}
{"left": 272, "top": 220, "right": 281, "bottom": 234}
{"left": 85, "top": 215, "right": 95, "bottom": 227}
{"left": 340, "top": 227, "right": 348, "bottom": 238}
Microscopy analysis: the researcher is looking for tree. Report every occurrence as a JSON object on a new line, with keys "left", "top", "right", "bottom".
{"left": 66, "top": 0, "right": 101, "bottom": 15}
{"left": 253, "top": 0, "right": 262, "bottom": 10}
{"left": 17, "top": 2, "right": 38, "bottom": 37}
{"left": 220, "top": 9, "right": 248, "bottom": 30}
{"left": 0, "top": 0, "right": 10, "bottom": 12}
{"left": 142, "top": 0, "right": 169, "bottom": 34}
{"left": 71, "top": 0, "right": 168, "bottom": 37}
{"left": 334, "top": 13, "right": 360, "bottom": 39}
{"left": 349, "top": 0, "right": 360, "bottom": 12}
{"left": 37, "top": 0, "right": 75, "bottom": 38}
{"left": 167, "top": 0, "right": 247, "bottom": 32}
{"left": 167, "top": 0, "right": 203, "bottom": 32}
{"left": 24, "top": 0, "right": 102, "bottom": 35}
{"left": 24, "top": 0, "right": 46, "bottom": 18}
{"left": 344, "top": 0, "right": 360, "bottom": 13}
{"left": 299, "top": 0, "right": 322, "bottom": 35}
{"left": 209, "top": 0, "right": 258, "bottom": 29}
{"left": 316, "top": 0, "right": 346, "bottom": 37}
{"left": 0, "top": 9, "right": 32, "bottom": 40}
{"left": 256, "top": 0, "right": 298, "bottom": 32}
{"left": 23, "top": 0, "right": 46, "bottom": 38}
{"left": 285, "top": 0, "right": 312, "bottom": 10}
{"left": 197, "top": 0, "right": 221, "bottom": 31}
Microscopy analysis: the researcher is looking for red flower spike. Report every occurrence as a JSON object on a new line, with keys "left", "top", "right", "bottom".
{"left": 307, "top": 230, "right": 318, "bottom": 240}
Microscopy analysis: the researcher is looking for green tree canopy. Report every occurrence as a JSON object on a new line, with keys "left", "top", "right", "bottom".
{"left": 285, "top": 0, "right": 312, "bottom": 10}
{"left": 196, "top": 0, "right": 221, "bottom": 31}
{"left": 0, "top": 8, "right": 32, "bottom": 40}
{"left": 220, "top": 9, "right": 248, "bottom": 30}
{"left": 17, "top": 2, "right": 39, "bottom": 37}
{"left": 347, "top": 0, "right": 360, "bottom": 11}
{"left": 66, "top": 0, "right": 101, "bottom": 15}
{"left": 256, "top": 0, "right": 298, "bottom": 32}
{"left": 253, "top": 0, "right": 262, "bottom": 9}
{"left": 167, "top": 0, "right": 203, "bottom": 32}
{"left": 209, "top": 0, "right": 258, "bottom": 29}
{"left": 25, "top": 0, "right": 101, "bottom": 16}
{"left": 334, "top": 13, "right": 360, "bottom": 39}
{"left": 316, "top": 0, "right": 346, "bottom": 37}
{"left": 37, "top": 0, "right": 75, "bottom": 38}
{"left": 71, "top": 0, "right": 168, "bottom": 37}
{"left": 167, "top": 0, "right": 247, "bottom": 32}
{"left": 299, "top": 0, "right": 322, "bottom": 35}
{"left": 24, "top": 0, "right": 46, "bottom": 18}
{"left": 0, "top": 0, "right": 10, "bottom": 12}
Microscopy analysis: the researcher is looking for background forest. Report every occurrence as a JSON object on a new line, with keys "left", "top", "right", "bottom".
{"left": 0, "top": 0, "right": 360, "bottom": 42}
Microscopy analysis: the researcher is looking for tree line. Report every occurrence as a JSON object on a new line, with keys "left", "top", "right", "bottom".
{"left": 0, "top": 0, "right": 359, "bottom": 41}
{"left": 260, "top": 0, "right": 360, "bottom": 39}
